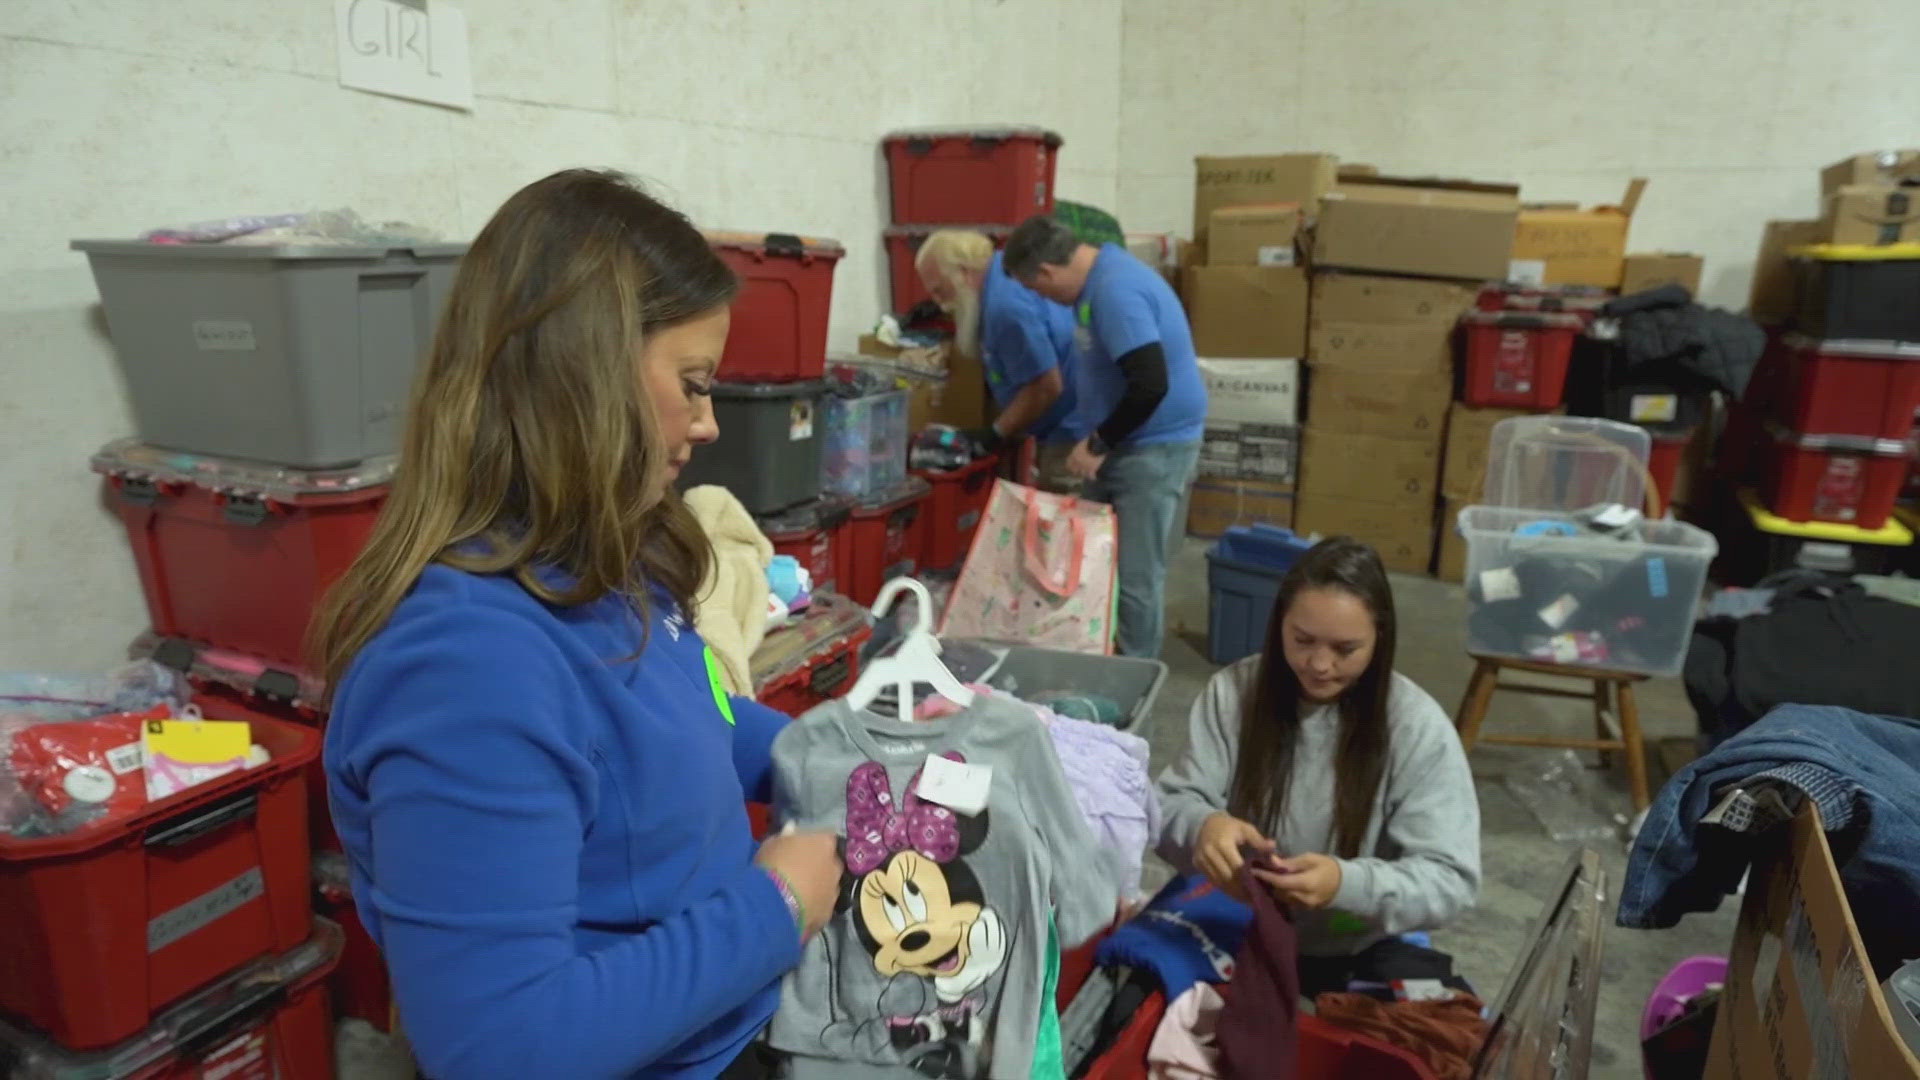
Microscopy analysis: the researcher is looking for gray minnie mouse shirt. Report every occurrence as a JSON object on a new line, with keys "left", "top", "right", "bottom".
{"left": 769, "top": 695, "right": 1123, "bottom": 1079}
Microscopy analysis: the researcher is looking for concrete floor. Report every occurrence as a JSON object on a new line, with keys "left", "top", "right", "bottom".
{"left": 1150, "top": 537, "right": 1737, "bottom": 1080}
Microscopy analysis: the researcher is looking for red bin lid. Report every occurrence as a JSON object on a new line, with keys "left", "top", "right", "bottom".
{"left": 705, "top": 230, "right": 845, "bottom": 258}
{"left": 883, "top": 125, "right": 1063, "bottom": 146}
{"left": 89, "top": 438, "right": 395, "bottom": 502}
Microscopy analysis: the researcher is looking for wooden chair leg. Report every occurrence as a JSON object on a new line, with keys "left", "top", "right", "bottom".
{"left": 1591, "top": 679, "right": 1615, "bottom": 769}
{"left": 1454, "top": 659, "right": 1498, "bottom": 750}
{"left": 1616, "top": 679, "right": 1650, "bottom": 811}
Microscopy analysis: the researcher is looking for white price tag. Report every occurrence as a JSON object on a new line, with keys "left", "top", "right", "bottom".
{"left": 917, "top": 755, "right": 993, "bottom": 816}
{"left": 106, "top": 741, "right": 145, "bottom": 776}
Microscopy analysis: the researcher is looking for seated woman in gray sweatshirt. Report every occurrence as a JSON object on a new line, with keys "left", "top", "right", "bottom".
{"left": 1156, "top": 536, "right": 1481, "bottom": 994}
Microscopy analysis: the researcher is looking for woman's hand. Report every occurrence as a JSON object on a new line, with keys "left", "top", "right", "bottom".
{"left": 1194, "top": 812, "right": 1275, "bottom": 903}
{"left": 756, "top": 830, "right": 843, "bottom": 938}
{"left": 1252, "top": 852, "right": 1343, "bottom": 910}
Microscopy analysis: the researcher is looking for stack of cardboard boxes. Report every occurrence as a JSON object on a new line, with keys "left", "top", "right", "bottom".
{"left": 1181, "top": 154, "right": 1330, "bottom": 537}
{"left": 1750, "top": 149, "right": 1920, "bottom": 322}
{"left": 1295, "top": 173, "right": 1521, "bottom": 573}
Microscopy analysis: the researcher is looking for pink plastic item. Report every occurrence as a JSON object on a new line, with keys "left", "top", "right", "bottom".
{"left": 1640, "top": 955, "right": 1728, "bottom": 1054}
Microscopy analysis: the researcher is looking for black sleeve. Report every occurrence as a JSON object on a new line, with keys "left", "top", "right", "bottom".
{"left": 1096, "top": 341, "right": 1170, "bottom": 448}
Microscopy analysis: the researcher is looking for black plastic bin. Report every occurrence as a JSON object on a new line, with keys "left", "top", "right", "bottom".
{"left": 1790, "top": 245, "right": 1920, "bottom": 343}
{"left": 678, "top": 380, "right": 828, "bottom": 514}
{"left": 1563, "top": 332, "right": 1713, "bottom": 428}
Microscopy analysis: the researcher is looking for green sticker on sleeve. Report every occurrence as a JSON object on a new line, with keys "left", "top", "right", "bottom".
{"left": 703, "top": 645, "right": 737, "bottom": 726}
{"left": 1326, "top": 911, "right": 1369, "bottom": 936}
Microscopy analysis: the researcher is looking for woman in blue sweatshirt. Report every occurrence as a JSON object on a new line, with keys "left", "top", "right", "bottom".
{"left": 309, "top": 170, "right": 843, "bottom": 1080}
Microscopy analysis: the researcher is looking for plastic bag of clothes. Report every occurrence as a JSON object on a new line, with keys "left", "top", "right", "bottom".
{"left": 0, "top": 661, "right": 189, "bottom": 838}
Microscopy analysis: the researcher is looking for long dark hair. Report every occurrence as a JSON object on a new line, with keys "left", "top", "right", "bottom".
{"left": 1226, "top": 536, "right": 1397, "bottom": 858}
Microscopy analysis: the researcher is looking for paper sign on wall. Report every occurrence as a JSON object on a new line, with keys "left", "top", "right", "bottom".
{"left": 336, "top": 0, "right": 473, "bottom": 111}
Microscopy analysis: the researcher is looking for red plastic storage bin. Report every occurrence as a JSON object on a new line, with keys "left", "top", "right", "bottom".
{"left": 842, "top": 477, "right": 931, "bottom": 606}
{"left": 708, "top": 231, "right": 844, "bottom": 381}
{"left": 1771, "top": 334, "right": 1920, "bottom": 440}
{"left": 0, "top": 713, "right": 319, "bottom": 1049}
{"left": 885, "top": 127, "right": 1063, "bottom": 225}
{"left": 0, "top": 919, "right": 340, "bottom": 1080}
{"left": 1460, "top": 311, "right": 1582, "bottom": 408}
{"left": 915, "top": 457, "right": 999, "bottom": 571}
{"left": 92, "top": 440, "right": 391, "bottom": 667}
{"left": 752, "top": 592, "right": 872, "bottom": 717}
{"left": 883, "top": 223, "right": 1013, "bottom": 315}
{"left": 1764, "top": 427, "right": 1910, "bottom": 529}
{"left": 755, "top": 496, "right": 854, "bottom": 596}
{"left": 314, "top": 851, "right": 397, "bottom": 1035}
{"left": 1646, "top": 426, "right": 1697, "bottom": 517}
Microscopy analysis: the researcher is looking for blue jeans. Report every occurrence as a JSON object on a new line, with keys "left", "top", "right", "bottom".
{"left": 1085, "top": 441, "right": 1200, "bottom": 657}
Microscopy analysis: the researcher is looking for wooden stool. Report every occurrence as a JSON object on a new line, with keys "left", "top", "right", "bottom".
{"left": 1453, "top": 654, "right": 1652, "bottom": 810}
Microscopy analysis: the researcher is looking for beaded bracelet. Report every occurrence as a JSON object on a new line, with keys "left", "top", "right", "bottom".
{"left": 764, "top": 867, "right": 808, "bottom": 943}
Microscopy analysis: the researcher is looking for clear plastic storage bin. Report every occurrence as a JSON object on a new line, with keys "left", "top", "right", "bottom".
{"left": 821, "top": 389, "right": 910, "bottom": 500}
{"left": 1457, "top": 506, "right": 1717, "bottom": 676}
{"left": 1483, "top": 415, "right": 1652, "bottom": 512}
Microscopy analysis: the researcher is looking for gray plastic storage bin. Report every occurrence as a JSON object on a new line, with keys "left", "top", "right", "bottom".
{"left": 72, "top": 240, "right": 465, "bottom": 467}
{"left": 972, "top": 644, "right": 1168, "bottom": 734}
{"left": 678, "top": 380, "right": 828, "bottom": 515}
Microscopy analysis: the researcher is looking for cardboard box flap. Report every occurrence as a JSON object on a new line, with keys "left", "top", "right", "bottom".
{"left": 1329, "top": 174, "right": 1522, "bottom": 199}
{"left": 1619, "top": 177, "right": 1648, "bottom": 217}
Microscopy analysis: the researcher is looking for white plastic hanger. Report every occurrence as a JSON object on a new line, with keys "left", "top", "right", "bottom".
{"left": 843, "top": 578, "right": 975, "bottom": 714}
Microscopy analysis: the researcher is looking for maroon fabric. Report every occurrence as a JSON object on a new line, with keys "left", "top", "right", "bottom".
{"left": 1215, "top": 866, "right": 1300, "bottom": 1079}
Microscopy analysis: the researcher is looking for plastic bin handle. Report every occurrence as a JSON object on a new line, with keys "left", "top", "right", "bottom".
{"left": 174, "top": 982, "right": 290, "bottom": 1062}
{"left": 764, "top": 233, "right": 805, "bottom": 259}
{"left": 146, "top": 792, "right": 258, "bottom": 848}
{"left": 809, "top": 652, "right": 854, "bottom": 697}
{"left": 1021, "top": 491, "right": 1086, "bottom": 598}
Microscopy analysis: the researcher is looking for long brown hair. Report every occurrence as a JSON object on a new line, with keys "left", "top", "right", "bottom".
{"left": 1225, "top": 536, "right": 1397, "bottom": 858}
{"left": 309, "top": 169, "right": 736, "bottom": 692}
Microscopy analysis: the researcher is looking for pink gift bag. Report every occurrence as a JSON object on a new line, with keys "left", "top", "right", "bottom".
{"left": 938, "top": 480, "right": 1118, "bottom": 653}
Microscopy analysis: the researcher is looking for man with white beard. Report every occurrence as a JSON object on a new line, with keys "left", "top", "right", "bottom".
{"left": 915, "top": 230, "right": 1083, "bottom": 488}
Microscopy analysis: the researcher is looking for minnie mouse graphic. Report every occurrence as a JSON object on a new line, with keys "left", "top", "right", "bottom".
{"left": 833, "top": 753, "right": 1008, "bottom": 1078}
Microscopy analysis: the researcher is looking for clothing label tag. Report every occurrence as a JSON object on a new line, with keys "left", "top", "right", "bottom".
{"left": 106, "top": 741, "right": 145, "bottom": 776}
{"left": 1538, "top": 593, "right": 1581, "bottom": 630}
{"left": 1592, "top": 503, "right": 1638, "bottom": 529}
{"left": 1478, "top": 567, "right": 1523, "bottom": 603}
{"left": 916, "top": 754, "right": 992, "bottom": 816}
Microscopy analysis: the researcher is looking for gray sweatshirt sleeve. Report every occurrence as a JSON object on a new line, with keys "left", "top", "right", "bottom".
{"left": 1329, "top": 686, "right": 1482, "bottom": 935}
{"left": 1154, "top": 660, "right": 1253, "bottom": 874}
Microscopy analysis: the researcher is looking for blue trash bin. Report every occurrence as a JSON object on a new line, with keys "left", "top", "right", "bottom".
{"left": 1206, "top": 525, "right": 1313, "bottom": 665}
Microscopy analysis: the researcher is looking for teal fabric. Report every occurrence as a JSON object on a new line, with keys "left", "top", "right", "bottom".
{"left": 1031, "top": 916, "right": 1065, "bottom": 1080}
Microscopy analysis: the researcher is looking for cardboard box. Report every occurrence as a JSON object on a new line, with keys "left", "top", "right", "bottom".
{"left": 1182, "top": 265, "right": 1309, "bottom": 358}
{"left": 1187, "top": 478, "right": 1295, "bottom": 539}
{"left": 1208, "top": 204, "right": 1301, "bottom": 267}
{"left": 1441, "top": 402, "right": 1550, "bottom": 501}
{"left": 1621, "top": 252, "right": 1705, "bottom": 297}
{"left": 1749, "top": 219, "right": 1824, "bottom": 323}
{"left": 1434, "top": 497, "right": 1468, "bottom": 582}
{"left": 1510, "top": 179, "right": 1647, "bottom": 288}
{"left": 1292, "top": 492, "right": 1434, "bottom": 575}
{"left": 1199, "top": 422, "right": 1299, "bottom": 484}
{"left": 1824, "top": 185, "right": 1920, "bottom": 246}
{"left": 1305, "top": 361, "right": 1450, "bottom": 440}
{"left": 1192, "top": 153, "right": 1339, "bottom": 239}
{"left": 1821, "top": 150, "right": 1920, "bottom": 196}
{"left": 1299, "top": 427, "right": 1439, "bottom": 503}
{"left": 1311, "top": 271, "right": 1482, "bottom": 327}
{"left": 1315, "top": 176, "right": 1522, "bottom": 282}
{"left": 1308, "top": 321, "right": 1456, "bottom": 373}
{"left": 1200, "top": 357, "right": 1300, "bottom": 425}
{"left": 1703, "top": 805, "right": 1920, "bottom": 1080}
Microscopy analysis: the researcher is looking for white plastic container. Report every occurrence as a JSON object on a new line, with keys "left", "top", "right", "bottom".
{"left": 1483, "top": 415, "right": 1653, "bottom": 513}
{"left": 1457, "top": 505, "right": 1717, "bottom": 676}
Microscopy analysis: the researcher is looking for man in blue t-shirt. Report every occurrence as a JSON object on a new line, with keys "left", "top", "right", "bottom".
{"left": 915, "top": 230, "right": 1082, "bottom": 474}
{"left": 1003, "top": 215, "right": 1206, "bottom": 658}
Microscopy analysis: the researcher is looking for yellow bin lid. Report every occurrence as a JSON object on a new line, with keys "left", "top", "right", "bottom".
{"left": 1787, "top": 242, "right": 1920, "bottom": 262}
{"left": 1740, "top": 488, "right": 1914, "bottom": 545}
